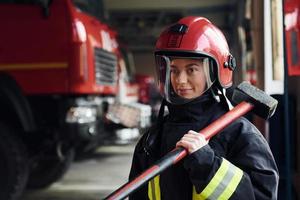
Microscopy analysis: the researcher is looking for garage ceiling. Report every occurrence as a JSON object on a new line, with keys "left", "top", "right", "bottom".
{"left": 104, "top": 0, "right": 238, "bottom": 52}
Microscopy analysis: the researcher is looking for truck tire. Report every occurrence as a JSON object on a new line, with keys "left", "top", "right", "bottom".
{"left": 27, "top": 148, "right": 75, "bottom": 189}
{"left": 0, "top": 123, "right": 29, "bottom": 200}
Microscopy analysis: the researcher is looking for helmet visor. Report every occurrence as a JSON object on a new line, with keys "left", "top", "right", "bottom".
{"left": 155, "top": 55, "right": 215, "bottom": 104}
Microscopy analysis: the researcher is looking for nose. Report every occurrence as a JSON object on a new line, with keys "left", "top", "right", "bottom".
{"left": 176, "top": 71, "right": 188, "bottom": 84}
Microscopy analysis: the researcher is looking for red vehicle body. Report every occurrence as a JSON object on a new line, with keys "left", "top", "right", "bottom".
{"left": 284, "top": 0, "right": 300, "bottom": 75}
{"left": 135, "top": 74, "right": 155, "bottom": 104}
{"left": 0, "top": 0, "right": 118, "bottom": 94}
{"left": 0, "top": 0, "right": 129, "bottom": 199}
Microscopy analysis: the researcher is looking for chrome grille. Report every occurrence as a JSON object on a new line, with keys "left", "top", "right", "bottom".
{"left": 94, "top": 48, "right": 117, "bottom": 85}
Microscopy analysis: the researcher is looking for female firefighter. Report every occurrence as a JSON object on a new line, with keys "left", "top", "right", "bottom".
{"left": 129, "top": 16, "right": 279, "bottom": 200}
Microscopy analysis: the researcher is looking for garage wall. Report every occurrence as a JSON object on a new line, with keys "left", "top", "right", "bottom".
{"left": 133, "top": 53, "right": 156, "bottom": 77}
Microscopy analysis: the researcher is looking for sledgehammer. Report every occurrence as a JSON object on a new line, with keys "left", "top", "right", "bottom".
{"left": 103, "top": 82, "right": 278, "bottom": 200}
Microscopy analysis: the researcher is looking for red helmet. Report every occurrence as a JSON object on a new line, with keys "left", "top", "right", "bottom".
{"left": 155, "top": 16, "right": 235, "bottom": 104}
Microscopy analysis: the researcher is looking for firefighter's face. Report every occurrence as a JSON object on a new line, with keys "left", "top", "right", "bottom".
{"left": 170, "top": 58, "right": 207, "bottom": 99}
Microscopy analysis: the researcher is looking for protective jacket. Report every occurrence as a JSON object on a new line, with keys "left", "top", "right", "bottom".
{"left": 129, "top": 94, "right": 279, "bottom": 200}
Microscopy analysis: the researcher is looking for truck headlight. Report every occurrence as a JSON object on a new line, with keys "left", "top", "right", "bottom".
{"left": 66, "top": 107, "right": 97, "bottom": 124}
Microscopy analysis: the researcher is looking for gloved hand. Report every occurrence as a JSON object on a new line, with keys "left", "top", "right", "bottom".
{"left": 176, "top": 130, "right": 208, "bottom": 154}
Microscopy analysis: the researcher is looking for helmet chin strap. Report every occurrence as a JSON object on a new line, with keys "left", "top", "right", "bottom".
{"left": 209, "top": 87, "right": 221, "bottom": 103}
{"left": 222, "top": 88, "right": 234, "bottom": 110}
{"left": 209, "top": 86, "right": 233, "bottom": 110}
{"left": 157, "top": 98, "right": 168, "bottom": 121}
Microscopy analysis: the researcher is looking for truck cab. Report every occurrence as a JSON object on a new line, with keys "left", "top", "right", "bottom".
{"left": 0, "top": 0, "right": 124, "bottom": 199}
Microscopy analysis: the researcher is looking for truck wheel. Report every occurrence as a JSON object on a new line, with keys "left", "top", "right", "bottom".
{"left": 0, "top": 123, "right": 29, "bottom": 200}
{"left": 27, "top": 147, "right": 75, "bottom": 189}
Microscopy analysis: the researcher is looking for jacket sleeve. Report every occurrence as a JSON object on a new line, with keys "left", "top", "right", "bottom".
{"left": 183, "top": 122, "right": 279, "bottom": 200}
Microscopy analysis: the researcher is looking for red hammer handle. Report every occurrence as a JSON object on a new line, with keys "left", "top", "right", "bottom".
{"left": 104, "top": 101, "right": 254, "bottom": 200}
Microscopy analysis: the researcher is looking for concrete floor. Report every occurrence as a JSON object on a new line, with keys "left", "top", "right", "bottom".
{"left": 22, "top": 144, "right": 136, "bottom": 200}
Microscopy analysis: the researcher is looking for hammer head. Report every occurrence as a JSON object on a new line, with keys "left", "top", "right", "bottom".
{"left": 231, "top": 82, "right": 278, "bottom": 119}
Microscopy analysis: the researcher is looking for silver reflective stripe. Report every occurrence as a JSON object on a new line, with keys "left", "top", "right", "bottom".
{"left": 208, "top": 161, "right": 238, "bottom": 199}
{"left": 193, "top": 158, "right": 243, "bottom": 200}
{"left": 147, "top": 159, "right": 243, "bottom": 200}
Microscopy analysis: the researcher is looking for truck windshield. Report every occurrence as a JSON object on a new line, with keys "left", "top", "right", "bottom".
{"left": 72, "top": 0, "right": 104, "bottom": 20}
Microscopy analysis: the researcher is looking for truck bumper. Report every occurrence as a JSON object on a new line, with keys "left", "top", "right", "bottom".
{"left": 64, "top": 106, "right": 106, "bottom": 141}
{"left": 106, "top": 102, "right": 152, "bottom": 128}
{"left": 65, "top": 121, "right": 99, "bottom": 141}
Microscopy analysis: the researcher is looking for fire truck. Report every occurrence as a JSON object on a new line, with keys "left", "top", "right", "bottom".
{"left": 0, "top": 0, "right": 151, "bottom": 199}
{"left": 284, "top": 0, "right": 300, "bottom": 76}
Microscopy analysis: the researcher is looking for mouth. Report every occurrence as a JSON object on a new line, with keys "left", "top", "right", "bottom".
{"left": 176, "top": 88, "right": 193, "bottom": 95}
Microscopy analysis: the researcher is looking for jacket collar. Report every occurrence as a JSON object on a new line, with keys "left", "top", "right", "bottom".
{"left": 166, "top": 93, "right": 217, "bottom": 123}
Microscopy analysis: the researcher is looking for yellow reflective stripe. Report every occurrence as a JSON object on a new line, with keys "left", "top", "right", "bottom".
{"left": 193, "top": 186, "right": 205, "bottom": 200}
{"left": 193, "top": 158, "right": 243, "bottom": 200}
{"left": 198, "top": 158, "right": 230, "bottom": 199}
{"left": 218, "top": 167, "right": 243, "bottom": 200}
{"left": 148, "top": 175, "right": 161, "bottom": 200}
{"left": 149, "top": 179, "right": 155, "bottom": 200}
{"left": 0, "top": 62, "right": 68, "bottom": 70}
{"left": 147, "top": 159, "right": 243, "bottom": 200}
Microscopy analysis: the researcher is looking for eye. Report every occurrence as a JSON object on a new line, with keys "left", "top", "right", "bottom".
{"left": 170, "top": 68, "right": 179, "bottom": 75}
{"left": 187, "top": 68, "right": 194, "bottom": 74}
{"left": 186, "top": 66, "right": 200, "bottom": 74}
